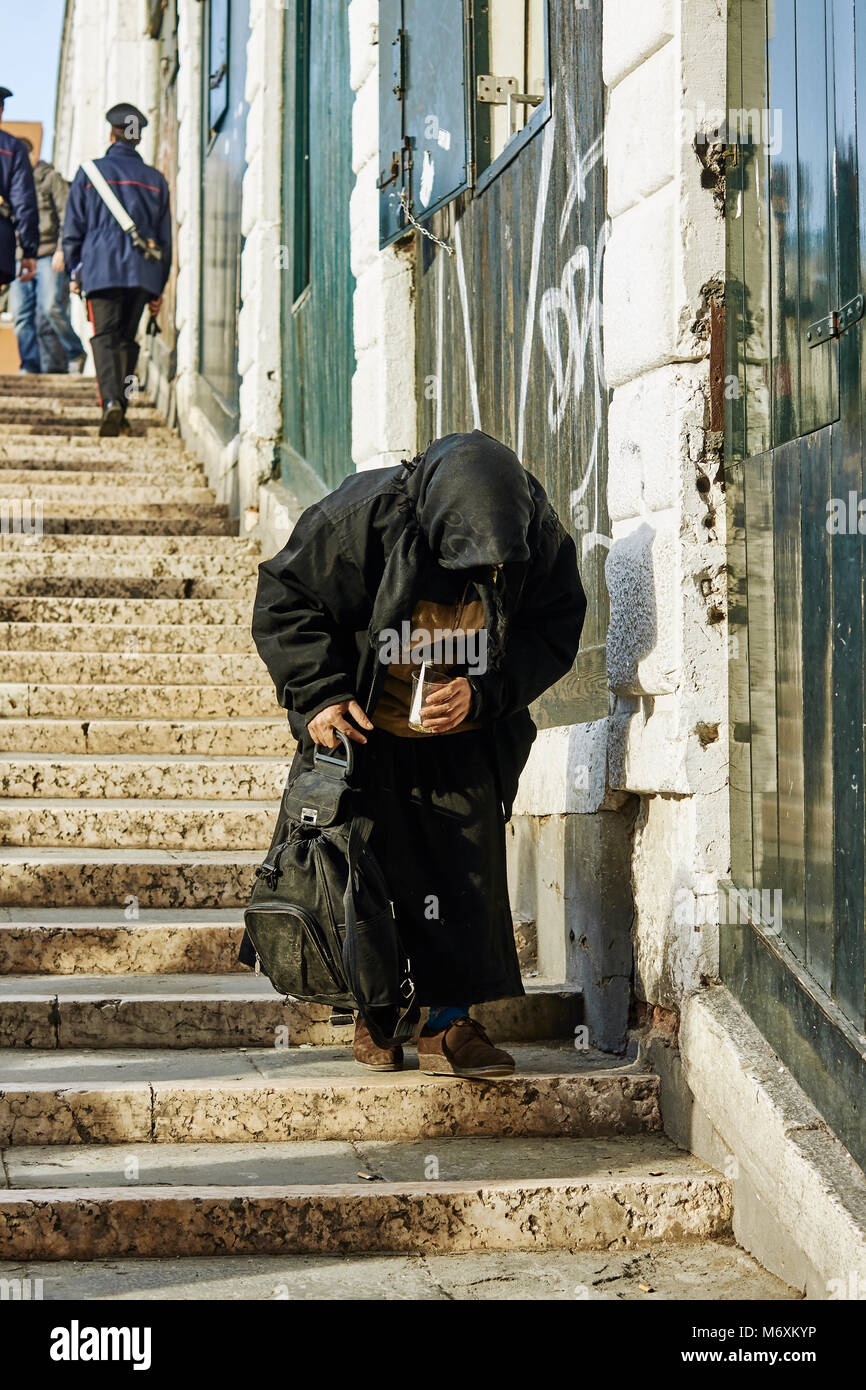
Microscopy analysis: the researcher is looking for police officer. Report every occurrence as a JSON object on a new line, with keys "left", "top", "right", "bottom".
{"left": 0, "top": 86, "right": 39, "bottom": 300}
{"left": 62, "top": 102, "right": 172, "bottom": 437}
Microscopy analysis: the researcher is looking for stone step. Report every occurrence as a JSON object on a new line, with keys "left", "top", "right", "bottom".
{"left": 0, "top": 534, "right": 256, "bottom": 556}
{"left": 0, "top": 376, "right": 100, "bottom": 395}
{"left": 0, "top": 549, "right": 259, "bottom": 584}
{"left": 0, "top": 457, "right": 204, "bottom": 480}
{"left": 0, "top": 576, "right": 259, "bottom": 600}
{"left": 0, "top": 750, "right": 287, "bottom": 795}
{"left": 0, "top": 652, "right": 268, "bottom": 686}
{"left": 0, "top": 401, "right": 163, "bottom": 422}
{"left": 0, "top": 976, "right": 580, "bottom": 1049}
{"left": 1, "top": 424, "right": 175, "bottom": 441}
{"left": 0, "top": 1135, "right": 731, "bottom": 1261}
{"left": 0, "top": 684, "right": 277, "bottom": 720}
{"left": 0, "top": 718, "right": 289, "bottom": 755}
{"left": 0, "top": 848, "right": 259, "bottom": 907}
{"left": 0, "top": 623, "right": 256, "bottom": 654}
{"left": 0, "top": 442, "right": 193, "bottom": 468}
{"left": 0, "top": 908, "right": 248, "bottom": 974}
{"left": 0, "top": 753, "right": 287, "bottom": 798}
{"left": 0, "top": 1043, "right": 659, "bottom": 1145}
{"left": 0, "top": 1242, "right": 798, "bottom": 1300}
{"left": 19, "top": 514, "right": 238, "bottom": 536}
{"left": 0, "top": 907, "right": 528, "bottom": 977}
{"left": 0, "top": 798, "right": 277, "bottom": 850}
{"left": 0, "top": 596, "right": 250, "bottom": 625}
{"left": 0, "top": 482, "right": 216, "bottom": 506}
{"left": 0, "top": 468, "right": 207, "bottom": 489}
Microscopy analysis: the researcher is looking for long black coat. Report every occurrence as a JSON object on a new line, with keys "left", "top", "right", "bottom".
{"left": 251, "top": 431, "right": 587, "bottom": 819}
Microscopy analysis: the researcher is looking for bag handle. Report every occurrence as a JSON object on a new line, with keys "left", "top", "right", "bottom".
{"left": 313, "top": 729, "right": 354, "bottom": 778}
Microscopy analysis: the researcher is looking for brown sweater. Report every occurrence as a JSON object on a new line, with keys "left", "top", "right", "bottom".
{"left": 370, "top": 589, "right": 483, "bottom": 737}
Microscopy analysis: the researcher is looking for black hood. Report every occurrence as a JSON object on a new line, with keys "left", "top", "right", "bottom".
{"left": 408, "top": 430, "right": 534, "bottom": 569}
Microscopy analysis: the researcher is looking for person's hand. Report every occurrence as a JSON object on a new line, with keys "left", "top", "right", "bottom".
{"left": 69, "top": 279, "right": 81, "bottom": 296}
{"left": 307, "top": 698, "right": 374, "bottom": 748}
{"left": 19, "top": 259, "right": 36, "bottom": 282}
{"left": 149, "top": 296, "right": 162, "bottom": 315}
{"left": 419, "top": 676, "right": 472, "bottom": 733}
{"left": 51, "top": 248, "right": 65, "bottom": 273}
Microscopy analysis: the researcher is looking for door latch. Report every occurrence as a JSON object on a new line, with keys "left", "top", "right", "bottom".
{"left": 806, "top": 293, "right": 865, "bottom": 346}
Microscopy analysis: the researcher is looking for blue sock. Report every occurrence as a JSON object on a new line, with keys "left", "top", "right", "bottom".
{"left": 426, "top": 1004, "right": 472, "bottom": 1032}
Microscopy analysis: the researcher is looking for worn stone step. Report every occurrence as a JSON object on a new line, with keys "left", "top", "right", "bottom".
{"left": 0, "top": 652, "right": 267, "bottom": 686}
{"left": 0, "top": 576, "right": 259, "bottom": 600}
{"left": 0, "top": 457, "right": 203, "bottom": 480}
{"left": 0, "top": 1135, "right": 731, "bottom": 1260}
{"left": 0, "top": 718, "right": 289, "bottom": 756}
{"left": 0, "top": 1242, "right": 798, "bottom": 1300}
{"left": 0, "top": 483, "right": 216, "bottom": 507}
{"left": 0, "top": 468, "right": 207, "bottom": 489}
{"left": 0, "top": 908, "right": 530, "bottom": 978}
{"left": 0, "top": 975, "right": 579, "bottom": 1049}
{"left": 0, "top": 798, "right": 276, "bottom": 850}
{"left": 17, "top": 514, "right": 238, "bottom": 536}
{"left": 0, "top": 534, "right": 256, "bottom": 556}
{"left": 7, "top": 499, "right": 227, "bottom": 519}
{"left": 0, "top": 400, "right": 163, "bottom": 422}
{"left": 0, "top": 908, "right": 247, "bottom": 974}
{"left": 0, "top": 753, "right": 288, "bottom": 798}
{"left": 0, "top": 548, "right": 258, "bottom": 584}
{"left": 0, "top": 623, "right": 256, "bottom": 654}
{"left": 0, "top": 438, "right": 189, "bottom": 466}
{"left": 0, "top": 424, "right": 174, "bottom": 441}
{"left": 0, "top": 376, "right": 100, "bottom": 395}
{"left": 0, "top": 1043, "right": 660, "bottom": 1145}
{"left": 0, "top": 684, "right": 277, "bottom": 720}
{"left": 0, "top": 596, "right": 250, "bottom": 625}
{"left": 0, "top": 848, "right": 258, "bottom": 908}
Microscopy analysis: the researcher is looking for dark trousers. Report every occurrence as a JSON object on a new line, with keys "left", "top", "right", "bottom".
{"left": 87, "top": 288, "right": 151, "bottom": 407}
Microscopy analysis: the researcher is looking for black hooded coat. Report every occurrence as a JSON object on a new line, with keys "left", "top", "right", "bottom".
{"left": 245, "top": 431, "right": 587, "bottom": 1001}
{"left": 251, "top": 429, "right": 586, "bottom": 816}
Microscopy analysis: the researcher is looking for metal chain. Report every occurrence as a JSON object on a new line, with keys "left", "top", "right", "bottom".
{"left": 398, "top": 189, "right": 455, "bottom": 257}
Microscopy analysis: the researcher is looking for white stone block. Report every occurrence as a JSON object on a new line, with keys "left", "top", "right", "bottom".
{"left": 511, "top": 720, "right": 616, "bottom": 816}
{"left": 352, "top": 70, "right": 379, "bottom": 174}
{"left": 603, "top": 188, "right": 677, "bottom": 388}
{"left": 349, "top": 0, "right": 378, "bottom": 92}
{"left": 602, "top": 0, "right": 676, "bottom": 90}
{"left": 606, "top": 519, "right": 680, "bottom": 695}
{"left": 606, "top": 40, "right": 676, "bottom": 219}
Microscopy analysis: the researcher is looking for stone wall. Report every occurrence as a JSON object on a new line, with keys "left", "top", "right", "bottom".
{"left": 602, "top": 0, "right": 728, "bottom": 1013}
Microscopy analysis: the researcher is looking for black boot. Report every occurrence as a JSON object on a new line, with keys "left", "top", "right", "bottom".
{"left": 99, "top": 400, "right": 123, "bottom": 438}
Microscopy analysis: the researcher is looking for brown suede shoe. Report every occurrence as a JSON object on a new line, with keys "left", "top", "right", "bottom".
{"left": 353, "top": 1014, "right": 404, "bottom": 1071}
{"left": 417, "top": 1015, "right": 515, "bottom": 1078}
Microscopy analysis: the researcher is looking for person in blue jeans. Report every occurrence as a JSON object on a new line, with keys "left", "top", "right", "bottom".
{"left": 8, "top": 139, "right": 85, "bottom": 374}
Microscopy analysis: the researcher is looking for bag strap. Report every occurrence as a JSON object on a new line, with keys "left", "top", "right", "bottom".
{"left": 82, "top": 159, "right": 137, "bottom": 234}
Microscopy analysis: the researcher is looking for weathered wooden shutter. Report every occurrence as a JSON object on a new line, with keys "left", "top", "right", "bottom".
{"left": 378, "top": 0, "right": 471, "bottom": 248}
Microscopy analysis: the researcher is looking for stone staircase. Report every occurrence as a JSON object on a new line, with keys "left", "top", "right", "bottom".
{"left": 0, "top": 377, "right": 794, "bottom": 1297}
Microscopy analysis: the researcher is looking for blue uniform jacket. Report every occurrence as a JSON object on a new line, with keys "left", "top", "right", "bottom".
{"left": 62, "top": 142, "right": 172, "bottom": 297}
{"left": 0, "top": 130, "right": 39, "bottom": 282}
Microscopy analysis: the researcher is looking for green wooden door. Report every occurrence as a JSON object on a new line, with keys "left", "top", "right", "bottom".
{"left": 725, "top": 0, "right": 866, "bottom": 1170}
{"left": 279, "top": 0, "right": 355, "bottom": 503}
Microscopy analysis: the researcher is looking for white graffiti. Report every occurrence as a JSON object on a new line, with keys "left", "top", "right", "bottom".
{"left": 434, "top": 83, "right": 611, "bottom": 560}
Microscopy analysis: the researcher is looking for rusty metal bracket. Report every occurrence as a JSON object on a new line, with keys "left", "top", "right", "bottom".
{"left": 806, "top": 293, "right": 864, "bottom": 347}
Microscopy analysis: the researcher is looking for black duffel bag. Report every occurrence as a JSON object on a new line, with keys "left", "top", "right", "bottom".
{"left": 244, "top": 733, "right": 420, "bottom": 1049}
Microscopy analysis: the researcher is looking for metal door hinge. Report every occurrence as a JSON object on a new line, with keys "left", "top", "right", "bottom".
{"left": 477, "top": 74, "right": 543, "bottom": 136}
{"left": 807, "top": 293, "right": 865, "bottom": 347}
{"left": 391, "top": 27, "right": 406, "bottom": 98}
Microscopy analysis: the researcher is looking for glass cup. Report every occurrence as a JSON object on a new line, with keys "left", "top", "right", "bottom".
{"left": 408, "top": 661, "right": 451, "bottom": 733}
